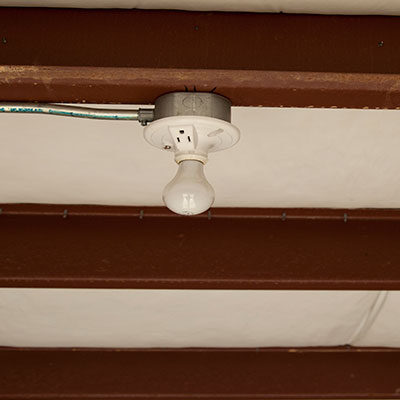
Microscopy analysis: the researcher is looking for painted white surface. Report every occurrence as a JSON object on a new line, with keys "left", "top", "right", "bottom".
{"left": 357, "top": 291, "right": 400, "bottom": 347}
{"left": 0, "top": 289, "right": 385, "bottom": 348}
{"left": 3, "top": 0, "right": 400, "bottom": 15}
{"left": 1, "top": 106, "right": 400, "bottom": 208}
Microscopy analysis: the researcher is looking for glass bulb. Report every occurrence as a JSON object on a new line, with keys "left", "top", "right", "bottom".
{"left": 162, "top": 160, "right": 215, "bottom": 215}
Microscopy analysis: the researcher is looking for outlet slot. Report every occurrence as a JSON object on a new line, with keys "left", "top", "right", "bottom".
{"left": 176, "top": 135, "right": 192, "bottom": 144}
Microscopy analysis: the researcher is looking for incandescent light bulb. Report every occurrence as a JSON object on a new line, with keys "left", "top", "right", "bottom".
{"left": 162, "top": 160, "right": 215, "bottom": 215}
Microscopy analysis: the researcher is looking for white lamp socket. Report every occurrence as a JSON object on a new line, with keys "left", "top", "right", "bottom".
{"left": 143, "top": 115, "right": 240, "bottom": 164}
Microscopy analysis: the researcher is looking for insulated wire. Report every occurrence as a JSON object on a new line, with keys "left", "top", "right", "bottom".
{"left": 0, "top": 103, "right": 154, "bottom": 123}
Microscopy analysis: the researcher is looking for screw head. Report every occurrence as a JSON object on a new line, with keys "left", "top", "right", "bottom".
{"left": 163, "top": 145, "right": 172, "bottom": 150}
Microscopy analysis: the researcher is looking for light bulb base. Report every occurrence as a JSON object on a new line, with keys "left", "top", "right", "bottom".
{"left": 175, "top": 152, "right": 208, "bottom": 164}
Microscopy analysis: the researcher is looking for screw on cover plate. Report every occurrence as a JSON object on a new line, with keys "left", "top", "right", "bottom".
{"left": 163, "top": 145, "right": 172, "bottom": 150}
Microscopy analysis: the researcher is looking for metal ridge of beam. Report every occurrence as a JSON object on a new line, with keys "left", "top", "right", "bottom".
{"left": 1, "top": 203, "right": 400, "bottom": 220}
{"left": 3, "top": 66, "right": 400, "bottom": 109}
{"left": 1, "top": 8, "right": 400, "bottom": 108}
{"left": 1, "top": 346, "right": 400, "bottom": 399}
{"left": 1, "top": 204, "right": 400, "bottom": 290}
{"left": 2, "top": 345, "right": 398, "bottom": 352}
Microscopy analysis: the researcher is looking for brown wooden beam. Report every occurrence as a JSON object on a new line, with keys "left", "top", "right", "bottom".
{"left": 1, "top": 347, "right": 400, "bottom": 399}
{"left": 0, "top": 8, "right": 400, "bottom": 108}
{"left": 1, "top": 204, "right": 400, "bottom": 289}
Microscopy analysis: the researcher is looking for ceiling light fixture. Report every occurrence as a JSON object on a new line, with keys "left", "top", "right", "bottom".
{"left": 144, "top": 92, "right": 240, "bottom": 215}
{"left": 0, "top": 92, "right": 240, "bottom": 216}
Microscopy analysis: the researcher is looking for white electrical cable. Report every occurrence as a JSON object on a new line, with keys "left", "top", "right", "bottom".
{"left": 0, "top": 103, "right": 154, "bottom": 124}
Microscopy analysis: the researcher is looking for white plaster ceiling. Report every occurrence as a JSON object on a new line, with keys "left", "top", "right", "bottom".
{"left": 1, "top": 106, "right": 400, "bottom": 209}
{"left": 2, "top": 0, "right": 400, "bottom": 15}
{"left": 0, "top": 289, "right": 396, "bottom": 348}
